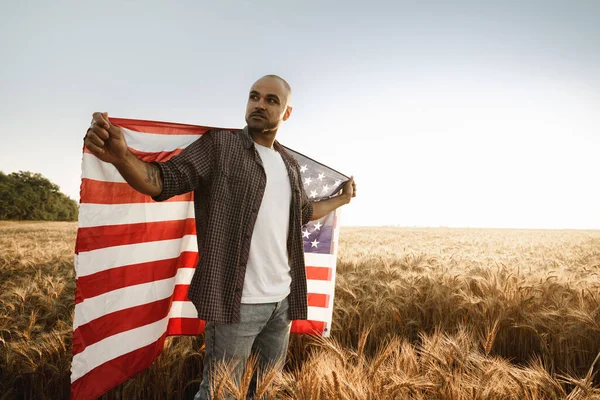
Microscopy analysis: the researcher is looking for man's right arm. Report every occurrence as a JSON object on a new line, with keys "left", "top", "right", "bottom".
{"left": 114, "top": 151, "right": 164, "bottom": 197}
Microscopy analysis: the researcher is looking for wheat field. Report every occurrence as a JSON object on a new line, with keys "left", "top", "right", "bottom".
{"left": 1, "top": 221, "right": 600, "bottom": 399}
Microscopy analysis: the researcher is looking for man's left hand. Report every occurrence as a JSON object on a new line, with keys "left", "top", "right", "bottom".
{"left": 342, "top": 176, "right": 357, "bottom": 204}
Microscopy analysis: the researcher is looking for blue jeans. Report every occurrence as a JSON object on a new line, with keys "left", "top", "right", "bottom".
{"left": 194, "top": 296, "right": 292, "bottom": 400}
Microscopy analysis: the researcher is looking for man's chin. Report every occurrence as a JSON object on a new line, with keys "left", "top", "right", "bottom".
{"left": 247, "top": 119, "right": 267, "bottom": 132}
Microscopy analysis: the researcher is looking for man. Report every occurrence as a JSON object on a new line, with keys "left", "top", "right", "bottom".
{"left": 84, "top": 75, "right": 356, "bottom": 399}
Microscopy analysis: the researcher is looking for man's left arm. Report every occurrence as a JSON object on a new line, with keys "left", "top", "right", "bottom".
{"left": 309, "top": 177, "right": 356, "bottom": 221}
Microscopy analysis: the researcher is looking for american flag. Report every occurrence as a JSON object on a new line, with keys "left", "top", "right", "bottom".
{"left": 71, "top": 118, "right": 346, "bottom": 400}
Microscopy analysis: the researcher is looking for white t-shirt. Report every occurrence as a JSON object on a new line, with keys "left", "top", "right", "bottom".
{"left": 241, "top": 143, "right": 292, "bottom": 303}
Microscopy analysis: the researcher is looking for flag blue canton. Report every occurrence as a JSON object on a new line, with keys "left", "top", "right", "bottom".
{"left": 284, "top": 146, "right": 348, "bottom": 255}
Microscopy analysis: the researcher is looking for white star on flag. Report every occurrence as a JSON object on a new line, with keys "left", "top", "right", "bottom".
{"left": 310, "top": 190, "right": 318, "bottom": 198}
{"left": 304, "top": 177, "right": 312, "bottom": 186}
{"left": 313, "top": 221, "right": 322, "bottom": 230}
{"left": 311, "top": 239, "right": 319, "bottom": 248}
{"left": 302, "top": 230, "right": 310, "bottom": 238}
{"left": 317, "top": 173, "right": 325, "bottom": 181}
{"left": 300, "top": 165, "right": 308, "bottom": 173}
{"left": 321, "top": 184, "right": 330, "bottom": 193}
{"left": 334, "top": 179, "right": 342, "bottom": 187}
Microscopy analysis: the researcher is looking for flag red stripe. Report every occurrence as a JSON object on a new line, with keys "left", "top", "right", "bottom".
{"left": 83, "top": 146, "right": 184, "bottom": 162}
{"left": 164, "top": 319, "right": 326, "bottom": 337}
{"left": 305, "top": 266, "right": 332, "bottom": 281}
{"left": 72, "top": 298, "right": 172, "bottom": 356}
{"left": 80, "top": 179, "right": 193, "bottom": 205}
{"left": 166, "top": 317, "right": 205, "bottom": 335}
{"left": 307, "top": 293, "right": 330, "bottom": 308}
{"left": 75, "top": 255, "right": 198, "bottom": 304}
{"left": 110, "top": 117, "right": 236, "bottom": 135}
{"left": 76, "top": 219, "right": 197, "bottom": 253}
{"left": 172, "top": 285, "right": 190, "bottom": 302}
{"left": 130, "top": 147, "right": 184, "bottom": 162}
{"left": 290, "top": 320, "right": 325, "bottom": 335}
{"left": 71, "top": 332, "right": 168, "bottom": 400}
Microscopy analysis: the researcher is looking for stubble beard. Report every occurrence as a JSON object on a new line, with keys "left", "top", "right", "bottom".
{"left": 247, "top": 117, "right": 277, "bottom": 135}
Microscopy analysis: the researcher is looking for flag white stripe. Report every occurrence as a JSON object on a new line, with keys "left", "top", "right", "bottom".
{"left": 306, "top": 279, "right": 335, "bottom": 295}
{"left": 77, "top": 201, "right": 194, "bottom": 228}
{"left": 168, "top": 300, "right": 199, "bottom": 318}
{"left": 304, "top": 253, "right": 336, "bottom": 268}
{"left": 82, "top": 153, "right": 126, "bottom": 183}
{"left": 76, "top": 235, "right": 198, "bottom": 277}
{"left": 73, "top": 269, "right": 195, "bottom": 329}
{"left": 122, "top": 128, "right": 198, "bottom": 153}
{"left": 307, "top": 306, "right": 332, "bottom": 323}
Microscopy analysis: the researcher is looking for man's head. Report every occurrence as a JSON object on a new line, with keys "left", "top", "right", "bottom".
{"left": 245, "top": 75, "right": 293, "bottom": 134}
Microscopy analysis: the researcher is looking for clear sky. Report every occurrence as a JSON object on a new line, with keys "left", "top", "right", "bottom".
{"left": 1, "top": 0, "right": 599, "bottom": 229}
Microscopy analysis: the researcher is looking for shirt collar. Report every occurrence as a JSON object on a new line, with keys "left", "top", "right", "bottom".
{"left": 240, "top": 126, "right": 254, "bottom": 149}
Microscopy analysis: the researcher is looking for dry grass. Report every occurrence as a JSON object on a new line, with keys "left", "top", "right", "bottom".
{"left": 1, "top": 222, "right": 600, "bottom": 399}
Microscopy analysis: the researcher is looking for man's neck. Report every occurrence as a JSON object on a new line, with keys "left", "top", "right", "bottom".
{"left": 249, "top": 129, "right": 278, "bottom": 149}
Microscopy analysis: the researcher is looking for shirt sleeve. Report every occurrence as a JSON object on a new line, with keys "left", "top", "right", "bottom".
{"left": 152, "top": 130, "right": 215, "bottom": 202}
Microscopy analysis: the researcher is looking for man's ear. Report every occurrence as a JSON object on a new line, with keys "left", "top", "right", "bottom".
{"left": 283, "top": 106, "right": 293, "bottom": 121}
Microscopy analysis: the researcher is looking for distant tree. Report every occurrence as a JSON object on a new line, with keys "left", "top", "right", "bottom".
{"left": 0, "top": 171, "right": 78, "bottom": 221}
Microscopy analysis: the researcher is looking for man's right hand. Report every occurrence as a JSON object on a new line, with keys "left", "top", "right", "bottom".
{"left": 84, "top": 112, "right": 129, "bottom": 165}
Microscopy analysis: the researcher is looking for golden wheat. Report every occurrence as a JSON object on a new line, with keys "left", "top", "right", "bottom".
{"left": 1, "top": 222, "right": 600, "bottom": 399}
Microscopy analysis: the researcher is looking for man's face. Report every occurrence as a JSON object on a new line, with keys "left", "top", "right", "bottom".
{"left": 245, "top": 77, "right": 292, "bottom": 133}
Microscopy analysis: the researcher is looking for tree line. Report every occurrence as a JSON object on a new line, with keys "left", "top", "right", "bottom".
{"left": 0, "top": 171, "right": 78, "bottom": 221}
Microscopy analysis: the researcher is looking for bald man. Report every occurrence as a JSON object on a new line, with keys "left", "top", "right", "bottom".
{"left": 84, "top": 75, "right": 356, "bottom": 399}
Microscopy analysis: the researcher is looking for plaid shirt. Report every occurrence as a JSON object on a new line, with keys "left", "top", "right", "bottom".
{"left": 152, "top": 127, "right": 313, "bottom": 323}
